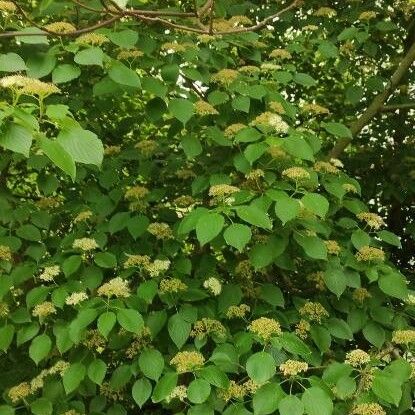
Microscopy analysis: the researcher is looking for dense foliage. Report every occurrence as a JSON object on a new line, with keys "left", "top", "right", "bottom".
{"left": 0, "top": 1, "right": 415, "bottom": 415}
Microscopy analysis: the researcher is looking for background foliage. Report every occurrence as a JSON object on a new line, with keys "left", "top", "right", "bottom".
{"left": 0, "top": 0, "right": 415, "bottom": 414}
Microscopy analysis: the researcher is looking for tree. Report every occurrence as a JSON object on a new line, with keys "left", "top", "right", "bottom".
{"left": 0, "top": 1, "right": 414, "bottom": 414}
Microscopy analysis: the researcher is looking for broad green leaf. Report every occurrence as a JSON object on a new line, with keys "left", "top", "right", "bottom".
{"left": 98, "top": 311, "right": 116, "bottom": 338}
{"left": 88, "top": 359, "right": 107, "bottom": 385}
{"left": 324, "top": 263, "right": 347, "bottom": 298}
{"left": 0, "top": 123, "right": 32, "bottom": 157}
{"left": 187, "top": 379, "right": 211, "bottom": 404}
{"left": 253, "top": 383, "right": 285, "bottom": 415}
{"left": 198, "top": 366, "right": 229, "bottom": 389}
{"left": 0, "top": 53, "right": 26, "bottom": 72}
{"left": 302, "top": 387, "right": 333, "bottom": 415}
{"left": 139, "top": 348, "right": 164, "bottom": 381}
{"left": 302, "top": 193, "right": 329, "bottom": 218}
{"left": 377, "top": 230, "right": 401, "bottom": 247}
{"left": 372, "top": 373, "right": 402, "bottom": 406}
{"left": 246, "top": 352, "right": 276, "bottom": 383}
{"left": 169, "top": 98, "right": 194, "bottom": 124}
{"left": 362, "top": 321, "right": 385, "bottom": 348}
{"left": 29, "top": 334, "right": 52, "bottom": 364}
{"left": 293, "top": 73, "right": 316, "bottom": 86}
{"left": 181, "top": 135, "right": 202, "bottom": 159}
{"left": 30, "top": 398, "right": 52, "bottom": 415}
{"left": 39, "top": 136, "right": 76, "bottom": 180}
{"left": 108, "top": 61, "right": 141, "bottom": 88}
{"left": 236, "top": 206, "right": 272, "bottom": 230}
{"left": 378, "top": 272, "right": 408, "bottom": 299}
{"left": 294, "top": 234, "right": 327, "bottom": 260}
{"left": 0, "top": 325, "right": 14, "bottom": 352}
{"left": 152, "top": 372, "right": 178, "bottom": 403}
{"left": 63, "top": 362, "right": 86, "bottom": 394}
{"left": 110, "top": 365, "right": 132, "bottom": 389}
{"left": 274, "top": 195, "right": 301, "bottom": 224}
{"left": 168, "top": 313, "right": 191, "bottom": 349}
{"left": 94, "top": 252, "right": 117, "bottom": 268}
{"left": 196, "top": 212, "right": 225, "bottom": 245}
{"left": 132, "top": 378, "right": 152, "bottom": 408}
{"left": 117, "top": 309, "right": 144, "bottom": 334}
{"left": 52, "top": 64, "right": 81, "bottom": 83}
{"left": 57, "top": 127, "right": 103, "bottom": 167}
{"left": 323, "top": 122, "right": 352, "bottom": 139}
{"left": 223, "top": 223, "right": 251, "bottom": 251}
{"left": 283, "top": 135, "right": 315, "bottom": 161}
{"left": 74, "top": 47, "right": 103, "bottom": 66}
{"left": 279, "top": 395, "right": 304, "bottom": 415}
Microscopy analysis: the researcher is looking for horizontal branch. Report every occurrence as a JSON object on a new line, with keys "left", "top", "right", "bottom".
{"left": 0, "top": 0, "right": 300, "bottom": 38}
{"left": 381, "top": 102, "right": 415, "bottom": 111}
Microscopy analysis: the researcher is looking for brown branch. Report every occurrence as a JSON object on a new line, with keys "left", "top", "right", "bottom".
{"left": 216, "top": 0, "right": 302, "bottom": 35}
{"left": 0, "top": 15, "right": 121, "bottom": 38}
{"left": 1, "top": 0, "right": 299, "bottom": 38}
{"left": 329, "top": 41, "right": 415, "bottom": 158}
{"left": 381, "top": 102, "right": 415, "bottom": 112}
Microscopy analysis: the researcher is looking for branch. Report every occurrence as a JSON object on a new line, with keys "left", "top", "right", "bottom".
{"left": 329, "top": 41, "right": 415, "bottom": 158}
{"left": 381, "top": 102, "right": 415, "bottom": 112}
{"left": 0, "top": 15, "right": 121, "bottom": 38}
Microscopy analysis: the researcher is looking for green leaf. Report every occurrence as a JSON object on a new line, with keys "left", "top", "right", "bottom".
{"left": 181, "top": 135, "right": 202, "bottom": 159}
{"left": 283, "top": 135, "right": 315, "bottom": 161}
{"left": 279, "top": 333, "right": 312, "bottom": 359}
{"left": 198, "top": 366, "right": 229, "bottom": 389}
{"left": 196, "top": 212, "right": 225, "bottom": 246}
{"left": 279, "top": 395, "right": 304, "bottom": 415}
{"left": 0, "top": 123, "right": 32, "bottom": 157}
{"left": 52, "top": 64, "right": 81, "bottom": 84}
{"left": 236, "top": 205, "right": 272, "bottom": 230}
{"left": 94, "top": 252, "right": 117, "bottom": 268}
{"left": 29, "top": 334, "right": 52, "bottom": 364}
{"left": 0, "top": 325, "right": 14, "bottom": 352}
{"left": 294, "top": 234, "right": 327, "bottom": 260}
{"left": 223, "top": 223, "right": 251, "bottom": 251}
{"left": 253, "top": 383, "right": 285, "bottom": 415}
{"left": 110, "top": 365, "right": 132, "bottom": 389}
{"left": 97, "top": 311, "right": 116, "bottom": 338}
{"left": 363, "top": 321, "right": 385, "bottom": 348}
{"left": 39, "top": 136, "right": 76, "bottom": 180}
{"left": 108, "top": 29, "right": 138, "bottom": 48}
{"left": 57, "top": 127, "right": 103, "bottom": 167}
{"left": 132, "top": 378, "right": 152, "bottom": 408}
{"left": 377, "top": 230, "right": 401, "bottom": 247}
{"left": 326, "top": 318, "right": 353, "bottom": 340}
{"left": 378, "top": 272, "right": 408, "bottom": 299}
{"left": 310, "top": 326, "right": 331, "bottom": 353}
{"left": 63, "top": 362, "right": 86, "bottom": 394}
{"left": 139, "top": 349, "right": 164, "bottom": 381}
{"left": 17, "top": 27, "right": 48, "bottom": 44}
{"left": 152, "top": 372, "right": 178, "bottom": 403}
{"left": 108, "top": 61, "right": 141, "bottom": 88}
{"left": 117, "top": 309, "right": 144, "bottom": 334}
{"left": 302, "top": 387, "right": 333, "bottom": 415}
{"left": 0, "top": 53, "right": 26, "bottom": 72}
{"left": 323, "top": 122, "right": 352, "bottom": 139}
{"left": 88, "top": 359, "right": 107, "bottom": 385}
{"left": 246, "top": 352, "right": 276, "bottom": 383}
{"left": 232, "top": 95, "right": 250, "bottom": 113}
{"left": 372, "top": 373, "right": 402, "bottom": 406}
{"left": 260, "top": 284, "right": 284, "bottom": 307}
{"left": 168, "top": 313, "right": 191, "bottom": 349}
{"left": 0, "top": 405, "right": 15, "bottom": 415}
{"left": 127, "top": 215, "right": 149, "bottom": 239}
{"left": 74, "top": 47, "right": 103, "bottom": 66}
{"left": 293, "top": 73, "right": 316, "bottom": 86}
{"left": 324, "top": 263, "right": 347, "bottom": 298}
{"left": 187, "top": 379, "right": 211, "bottom": 404}
{"left": 274, "top": 194, "right": 301, "bottom": 224}
{"left": 351, "top": 229, "right": 371, "bottom": 249}
{"left": 244, "top": 142, "right": 268, "bottom": 164}
{"left": 16, "top": 224, "right": 41, "bottom": 241}
{"left": 30, "top": 398, "right": 52, "bottom": 415}
{"left": 302, "top": 193, "right": 329, "bottom": 218}
{"left": 169, "top": 98, "right": 194, "bottom": 125}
